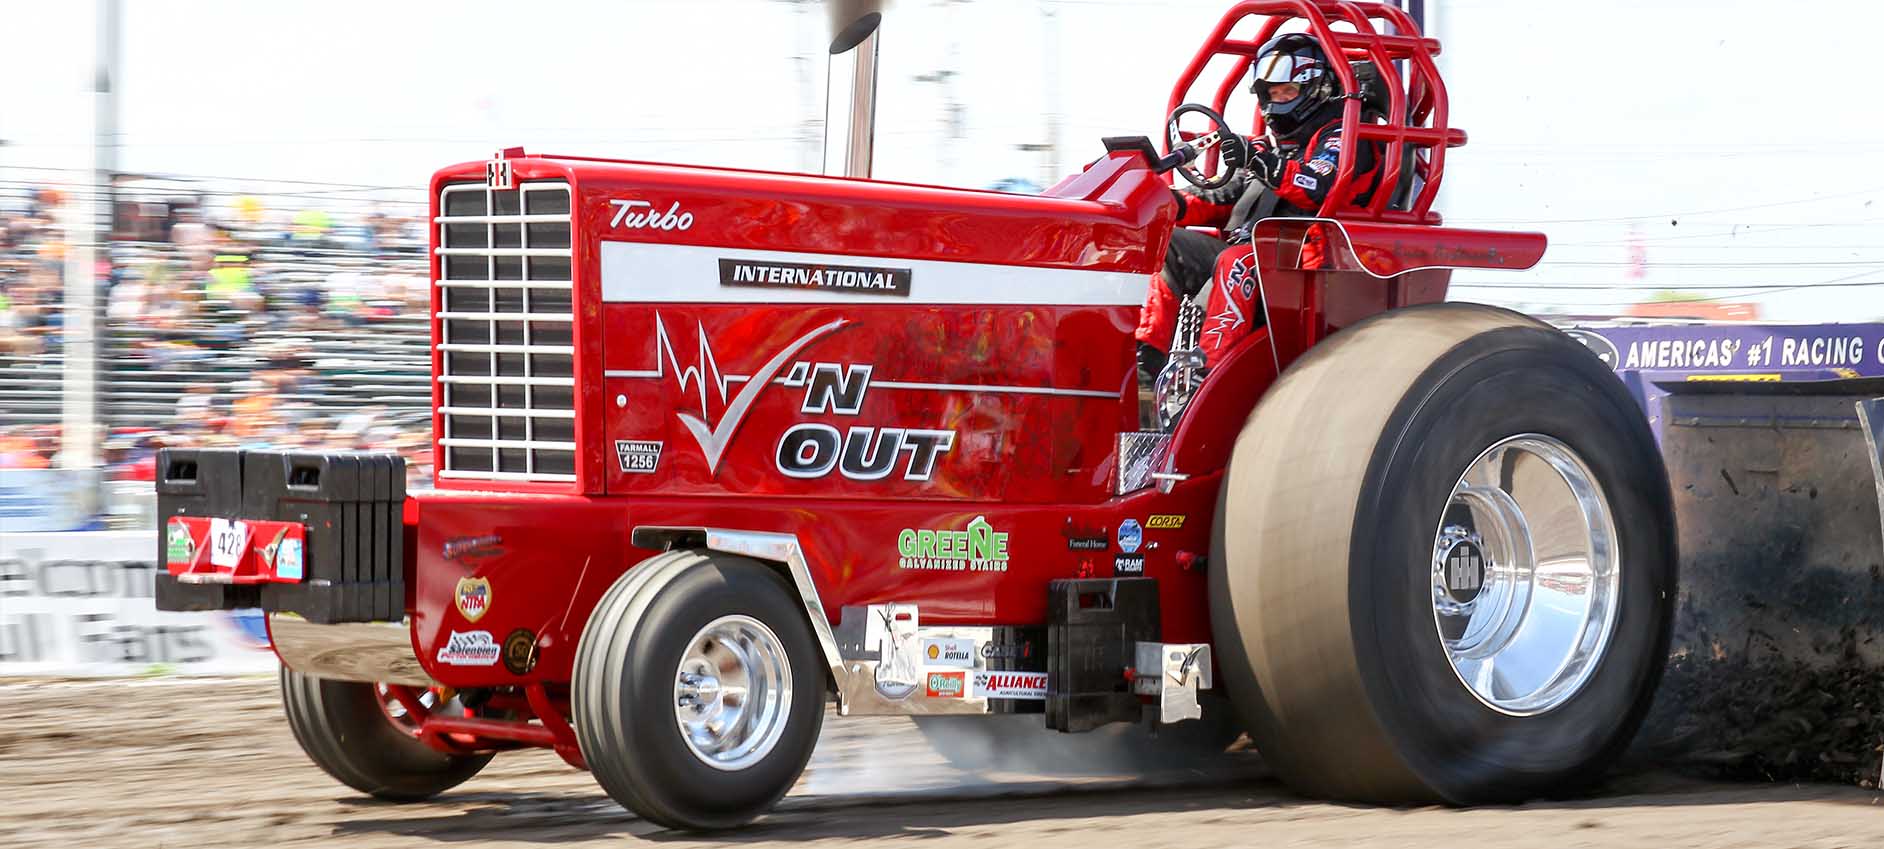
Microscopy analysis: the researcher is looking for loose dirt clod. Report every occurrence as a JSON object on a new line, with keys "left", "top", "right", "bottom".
{"left": 1639, "top": 656, "right": 1884, "bottom": 787}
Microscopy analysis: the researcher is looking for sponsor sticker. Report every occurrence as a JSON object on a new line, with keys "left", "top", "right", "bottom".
{"left": 455, "top": 576, "right": 492, "bottom": 622}
{"left": 437, "top": 630, "right": 501, "bottom": 666}
{"left": 615, "top": 440, "right": 663, "bottom": 474}
{"left": 923, "top": 637, "right": 976, "bottom": 668}
{"left": 1066, "top": 536, "right": 1107, "bottom": 551}
{"left": 1324, "top": 134, "right": 1342, "bottom": 152}
{"left": 1306, "top": 158, "right": 1334, "bottom": 176}
{"left": 276, "top": 537, "right": 304, "bottom": 581}
{"left": 1292, "top": 172, "right": 1319, "bottom": 191}
{"left": 897, "top": 516, "right": 1009, "bottom": 572}
{"left": 1117, "top": 519, "right": 1143, "bottom": 554}
{"left": 926, "top": 671, "right": 967, "bottom": 698}
{"left": 718, "top": 258, "right": 912, "bottom": 297}
{"left": 166, "top": 522, "right": 194, "bottom": 565}
{"left": 1114, "top": 554, "right": 1146, "bottom": 575}
{"left": 442, "top": 535, "right": 502, "bottom": 563}
{"left": 502, "top": 629, "right": 539, "bottom": 675}
{"left": 981, "top": 641, "right": 1035, "bottom": 660}
{"left": 974, "top": 670, "right": 1049, "bottom": 700}
{"left": 1146, "top": 514, "right": 1185, "bottom": 530}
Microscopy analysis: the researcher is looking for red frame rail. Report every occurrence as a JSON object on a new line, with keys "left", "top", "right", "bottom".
{"left": 1164, "top": 0, "right": 1460, "bottom": 225}
{"left": 384, "top": 683, "right": 588, "bottom": 769}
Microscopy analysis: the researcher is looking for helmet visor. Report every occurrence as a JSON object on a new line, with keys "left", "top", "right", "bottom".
{"left": 1253, "top": 49, "right": 1325, "bottom": 85}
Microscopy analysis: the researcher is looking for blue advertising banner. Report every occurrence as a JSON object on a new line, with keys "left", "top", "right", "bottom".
{"left": 1566, "top": 323, "right": 1884, "bottom": 381}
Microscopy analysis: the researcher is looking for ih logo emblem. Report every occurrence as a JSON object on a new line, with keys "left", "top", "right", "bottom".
{"left": 1443, "top": 540, "right": 1487, "bottom": 605}
{"left": 485, "top": 158, "right": 513, "bottom": 190}
{"left": 455, "top": 576, "right": 492, "bottom": 622}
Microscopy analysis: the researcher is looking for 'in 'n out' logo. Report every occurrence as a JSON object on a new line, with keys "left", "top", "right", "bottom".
{"left": 615, "top": 314, "right": 955, "bottom": 481}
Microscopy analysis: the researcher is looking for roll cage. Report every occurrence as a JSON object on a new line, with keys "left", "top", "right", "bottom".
{"left": 1164, "top": 0, "right": 1458, "bottom": 224}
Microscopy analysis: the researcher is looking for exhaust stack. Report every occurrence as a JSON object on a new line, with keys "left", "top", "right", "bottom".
{"left": 824, "top": 1, "right": 884, "bottom": 178}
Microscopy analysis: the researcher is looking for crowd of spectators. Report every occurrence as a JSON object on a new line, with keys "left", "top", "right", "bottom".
{"left": 0, "top": 182, "right": 438, "bottom": 487}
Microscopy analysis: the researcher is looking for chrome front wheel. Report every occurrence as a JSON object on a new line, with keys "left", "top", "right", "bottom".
{"left": 573, "top": 551, "right": 825, "bottom": 830}
{"left": 673, "top": 615, "right": 794, "bottom": 771}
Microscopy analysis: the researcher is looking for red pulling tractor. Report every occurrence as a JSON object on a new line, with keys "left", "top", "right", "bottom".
{"left": 155, "top": 0, "right": 1675, "bottom": 830}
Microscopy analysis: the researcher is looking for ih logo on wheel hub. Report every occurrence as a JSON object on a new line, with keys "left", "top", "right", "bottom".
{"left": 1441, "top": 539, "right": 1487, "bottom": 604}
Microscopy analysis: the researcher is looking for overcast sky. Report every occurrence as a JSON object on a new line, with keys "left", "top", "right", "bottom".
{"left": 4, "top": 0, "right": 1883, "bottom": 321}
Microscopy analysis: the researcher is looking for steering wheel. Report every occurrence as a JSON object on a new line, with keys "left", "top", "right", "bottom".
{"left": 1167, "top": 103, "right": 1248, "bottom": 191}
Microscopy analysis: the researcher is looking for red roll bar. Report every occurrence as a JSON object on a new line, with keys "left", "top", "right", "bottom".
{"left": 1164, "top": 0, "right": 1462, "bottom": 225}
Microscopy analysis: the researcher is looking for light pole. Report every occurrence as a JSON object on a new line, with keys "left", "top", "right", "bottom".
{"left": 61, "top": 0, "right": 119, "bottom": 480}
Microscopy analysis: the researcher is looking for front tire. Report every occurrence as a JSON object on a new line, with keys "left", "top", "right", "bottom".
{"left": 279, "top": 668, "right": 493, "bottom": 802}
{"left": 572, "top": 550, "right": 826, "bottom": 831}
{"left": 1209, "top": 303, "right": 1676, "bottom": 804}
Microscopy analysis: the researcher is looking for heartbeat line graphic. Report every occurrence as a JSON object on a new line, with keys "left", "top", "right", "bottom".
{"left": 651, "top": 314, "right": 741, "bottom": 424}
{"left": 616, "top": 312, "right": 850, "bottom": 474}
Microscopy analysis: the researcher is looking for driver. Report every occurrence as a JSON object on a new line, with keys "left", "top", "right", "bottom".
{"left": 1136, "top": 32, "right": 1384, "bottom": 387}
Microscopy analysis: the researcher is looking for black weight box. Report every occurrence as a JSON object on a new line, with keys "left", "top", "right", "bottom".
{"left": 1045, "top": 577, "right": 1160, "bottom": 733}
{"left": 154, "top": 448, "right": 406, "bottom": 624}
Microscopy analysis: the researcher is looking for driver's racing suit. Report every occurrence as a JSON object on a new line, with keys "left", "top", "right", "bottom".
{"left": 1135, "top": 122, "right": 1381, "bottom": 378}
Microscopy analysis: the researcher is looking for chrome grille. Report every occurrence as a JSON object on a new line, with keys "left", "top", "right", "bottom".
{"left": 434, "top": 181, "right": 576, "bottom": 482}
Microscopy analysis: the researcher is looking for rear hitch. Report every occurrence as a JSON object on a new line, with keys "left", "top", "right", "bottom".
{"left": 1132, "top": 642, "right": 1214, "bottom": 724}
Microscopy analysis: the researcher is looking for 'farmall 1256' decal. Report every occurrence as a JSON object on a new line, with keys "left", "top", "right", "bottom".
{"left": 619, "top": 314, "right": 955, "bottom": 481}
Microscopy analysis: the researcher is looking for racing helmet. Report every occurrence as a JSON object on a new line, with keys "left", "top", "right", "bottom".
{"left": 1250, "top": 33, "right": 1341, "bottom": 138}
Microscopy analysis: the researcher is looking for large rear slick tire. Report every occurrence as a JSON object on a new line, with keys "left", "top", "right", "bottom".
{"left": 573, "top": 551, "right": 826, "bottom": 831}
{"left": 279, "top": 668, "right": 493, "bottom": 802}
{"left": 1210, "top": 303, "right": 1675, "bottom": 805}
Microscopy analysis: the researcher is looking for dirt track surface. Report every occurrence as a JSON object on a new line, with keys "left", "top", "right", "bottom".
{"left": 2, "top": 678, "right": 1881, "bottom": 849}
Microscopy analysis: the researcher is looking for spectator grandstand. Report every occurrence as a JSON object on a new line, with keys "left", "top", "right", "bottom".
{"left": 0, "top": 172, "right": 435, "bottom": 527}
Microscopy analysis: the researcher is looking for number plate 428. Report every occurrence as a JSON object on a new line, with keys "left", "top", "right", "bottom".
{"left": 207, "top": 518, "right": 249, "bottom": 569}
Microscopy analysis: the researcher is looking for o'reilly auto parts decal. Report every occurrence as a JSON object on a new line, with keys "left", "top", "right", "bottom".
{"left": 719, "top": 258, "right": 911, "bottom": 297}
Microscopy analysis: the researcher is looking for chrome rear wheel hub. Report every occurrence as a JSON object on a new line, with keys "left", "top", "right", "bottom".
{"left": 1431, "top": 434, "right": 1620, "bottom": 716}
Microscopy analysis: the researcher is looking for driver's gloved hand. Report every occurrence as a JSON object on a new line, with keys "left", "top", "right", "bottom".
{"left": 1246, "top": 148, "right": 1284, "bottom": 188}
{"left": 1218, "top": 136, "right": 1250, "bottom": 173}
{"left": 1136, "top": 342, "right": 1169, "bottom": 392}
